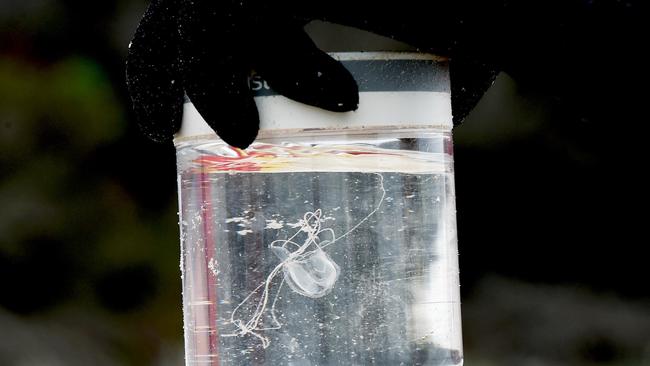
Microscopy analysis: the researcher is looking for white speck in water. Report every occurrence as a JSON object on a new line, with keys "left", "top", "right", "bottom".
{"left": 208, "top": 258, "right": 219, "bottom": 276}
{"left": 287, "top": 220, "right": 305, "bottom": 229}
{"left": 289, "top": 337, "right": 299, "bottom": 353}
{"left": 227, "top": 216, "right": 253, "bottom": 228}
{"left": 405, "top": 194, "right": 415, "bottom": 199}
{"left": 236, "top": 229, "right": 253, "bottom": 236}
{"left": 265, "top": 219, "right": 284, "bottom": 230}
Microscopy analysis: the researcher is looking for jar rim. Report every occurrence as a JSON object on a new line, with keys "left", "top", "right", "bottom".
{"left": 176, "top": 51, "right": 452, "bottom": 141}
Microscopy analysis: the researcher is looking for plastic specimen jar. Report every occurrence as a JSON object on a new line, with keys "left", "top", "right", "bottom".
{"left": 175, "top": 52, "right": 463, "bottom": 365}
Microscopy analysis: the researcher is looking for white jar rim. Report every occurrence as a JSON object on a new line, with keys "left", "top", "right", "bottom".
{"left": 176, "top": 52, "right": 452, "bottom": 141}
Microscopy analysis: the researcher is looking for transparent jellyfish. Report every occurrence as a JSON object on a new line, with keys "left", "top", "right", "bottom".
{"left": 279, "top": 248, "right": 339, "bottom": 298}
{"left": 226, "top": 173, "right": 386, "bottom": 348}
{"left": 270, "top": 213, "right": 340, "bottom": 299}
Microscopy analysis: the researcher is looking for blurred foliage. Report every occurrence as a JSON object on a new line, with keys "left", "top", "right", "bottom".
{"left": 0, "top": 57, "right": 123, "bottom": 153}
{"left": 0, "top": 55, "right": 124, "bottom": 262}
{"left": 0, "top": 23, "right": 181, "bottom": 363}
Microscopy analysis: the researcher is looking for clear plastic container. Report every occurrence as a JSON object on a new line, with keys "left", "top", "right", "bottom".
{"left": 175, "top": 53, "right": 462, "bottom": 365}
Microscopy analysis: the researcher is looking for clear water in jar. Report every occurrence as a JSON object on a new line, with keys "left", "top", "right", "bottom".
{"left": 176, "top": 134, "right": 462, "bottom": 365}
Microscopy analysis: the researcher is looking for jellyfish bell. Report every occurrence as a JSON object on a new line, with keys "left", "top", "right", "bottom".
{"left": 273, "top": 245, "right": 340, "bottom": 299}
{"left": 284, "top": 248, "right": 340, "bottom": 298}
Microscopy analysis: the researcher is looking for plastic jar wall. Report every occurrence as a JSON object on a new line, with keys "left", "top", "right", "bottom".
{"left": 175, "top": 53, "right": 463, "bottom": 365}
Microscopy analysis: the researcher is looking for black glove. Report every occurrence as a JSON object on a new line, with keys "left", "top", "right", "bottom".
{"left": 126, "top": 0, "right": 501, "bottom": 148}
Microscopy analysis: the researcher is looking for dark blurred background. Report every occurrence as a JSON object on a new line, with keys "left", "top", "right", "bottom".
{"left": 1, "top": 1, "right": 648, "bottom": 365}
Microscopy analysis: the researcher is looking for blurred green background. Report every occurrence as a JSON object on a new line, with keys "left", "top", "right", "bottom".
{"left": 1, "top": 1, "right": 648, "bottom": 365}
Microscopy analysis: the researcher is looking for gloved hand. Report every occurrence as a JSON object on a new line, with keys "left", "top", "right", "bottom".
{"left": 126, "top": 0, "right": 501, "bottom": 148}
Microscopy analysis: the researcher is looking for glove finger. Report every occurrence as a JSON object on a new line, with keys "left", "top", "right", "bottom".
{"left": 126, "top": 0, "right": 184, "bottom": 142}
{"left": 450, "top": 58, "right": 498, "bottom": 125}
{"left": 250, "top": 22, "right": 359, "bottom": 113}
{"left": 183, "top": 67, "right": 259, "bottom": 149}
{"left": 178, "top": 0, "right": 259, "bottom": 149}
